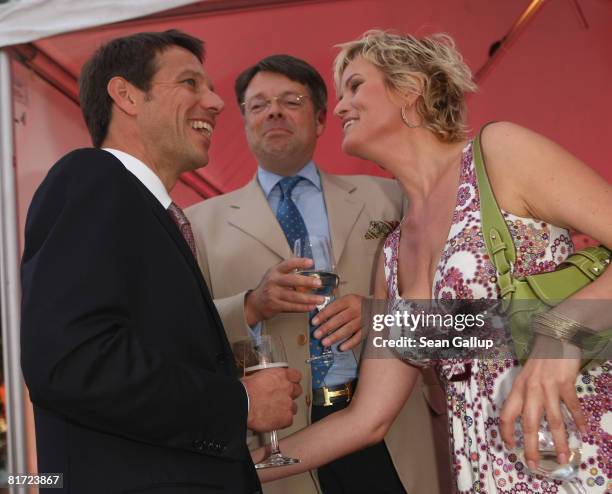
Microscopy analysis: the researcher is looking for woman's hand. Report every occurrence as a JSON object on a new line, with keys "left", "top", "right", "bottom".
{"left": 500, "top": 337, "right": 586, "bottom": 471}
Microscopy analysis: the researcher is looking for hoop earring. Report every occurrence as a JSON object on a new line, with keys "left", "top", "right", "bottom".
{"left": 401, "top": 104, "right": 421, "bottom": 129}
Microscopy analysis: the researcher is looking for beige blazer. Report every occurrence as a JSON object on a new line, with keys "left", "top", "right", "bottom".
{"left": 187, "top": 171, "right": 446, "bottom": 494}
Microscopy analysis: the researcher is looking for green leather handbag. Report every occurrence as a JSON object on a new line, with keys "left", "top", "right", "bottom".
{"left": 472, "top": 128, "right": 612, "bottom": 361}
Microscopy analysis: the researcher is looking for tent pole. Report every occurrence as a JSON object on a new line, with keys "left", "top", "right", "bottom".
{"left": 474, "top": 0, "right": 548, "bottom": 83}
{"left": 0, "top": 49, "right": 28, "bottom": 477}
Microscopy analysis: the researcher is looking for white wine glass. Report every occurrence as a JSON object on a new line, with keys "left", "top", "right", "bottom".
{"left": 513, "top": 403, "right": 586, "bottom": 493}
{"left": 293, "top": 236, "right": 339, "bottom": 365}
{"left": 234, "top": 334, "right": 299, "bottom": 469}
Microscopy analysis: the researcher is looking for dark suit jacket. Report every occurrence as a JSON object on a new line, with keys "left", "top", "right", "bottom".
{"left": 20, "top": 149, "right": 261, "bottom": 494}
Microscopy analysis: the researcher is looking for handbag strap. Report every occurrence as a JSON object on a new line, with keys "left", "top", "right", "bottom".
{"left": 473, "top": 125, "right": 517, "bottom": 300}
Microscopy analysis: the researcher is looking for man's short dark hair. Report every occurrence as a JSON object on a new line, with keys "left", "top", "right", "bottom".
{"left": 235, "top": 54, "right": 328, "bottom": 116}
{"left": 79, "top": 29, "right": 204, "bottom": 147}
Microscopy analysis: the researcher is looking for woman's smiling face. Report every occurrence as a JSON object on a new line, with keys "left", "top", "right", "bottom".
{"left": 334, "top": 56, "right": 405, "bottom": 160}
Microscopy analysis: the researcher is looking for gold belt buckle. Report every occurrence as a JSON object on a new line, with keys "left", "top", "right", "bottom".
{"left": 322, "top": 382, "right": 353, "bottom": 407}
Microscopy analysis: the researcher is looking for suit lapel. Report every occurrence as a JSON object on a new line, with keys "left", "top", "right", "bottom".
{"left": 149, "top": 195, "right": 204, "bottom": 281}
{"left": 321, "top": 172, "right": 365, "bottom": 266}
{"left": 228, "top": 173, "right": 366, "bottom": 264}
{"left": 227, "top": 177, "right": 292, "bottom": 260}
{"left": 130, "top": 175, "right": 231, "bottom": 349}
{"left": 114, "top": 158, "right": 205, "bottom": 287}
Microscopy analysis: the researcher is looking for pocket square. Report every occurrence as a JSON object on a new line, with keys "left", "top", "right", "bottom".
{"left": 364, "top": 220, "right": 400, "bottom": 240}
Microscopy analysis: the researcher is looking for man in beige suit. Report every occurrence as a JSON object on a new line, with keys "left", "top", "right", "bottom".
{"left": 187, "top": 55, "right": 446, "bottom": 494}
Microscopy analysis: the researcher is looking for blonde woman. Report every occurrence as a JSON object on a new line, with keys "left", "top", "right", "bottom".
{"left": 254, "top": 30, "right": 612, "bottom": 493}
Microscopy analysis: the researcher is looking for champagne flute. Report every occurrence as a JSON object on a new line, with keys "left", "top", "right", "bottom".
{"left": 293, "top": 236, "right": 339, "bottom": 365}
{"left": 234, "top": 334, "right": 299, "bottom": 469}
{"left": 513, "top": 403, "right": 586, "bottom": 493}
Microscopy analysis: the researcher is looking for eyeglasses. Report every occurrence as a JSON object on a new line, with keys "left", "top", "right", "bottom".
{"left": 241, "top": 93, "right": 309, "bottom": 115}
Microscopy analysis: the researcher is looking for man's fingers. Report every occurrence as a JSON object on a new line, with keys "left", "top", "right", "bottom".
{"left": 313, "top": 295, "right": 362, "bottom": 326}
{"left": 279, "top": 288, "right": 325, "bottom": 306}
{"left": 276, "top": 257, "right": 314, "bottom": 274}
{"left": 273, "top": 301, "right": 319, "bottom": 314}
{"left": 263, "top": 285, "right": 322, "bottom": 313}
{"left": 290, "top": 383, "right": 302, "bottom": 399}
{"left": 312, "top": 298, "right": 347, "bottom": 324}
{"left": 339, "top": 330, "right": 362, "bottom": 351}
{"left": 281, "top": 272, "right": 323, "bottom": 291}
{"left": 312, "top": 304, "right": 347, "bottom": 327}
{"left": 314, "top": 310, "right": 352, "bottom": 338}
{"left": 245, "top": 367, "right": 303, "bottom": 433}
{"left": 322, "top": 320, "right": 361, "bottom": 347}
{"left": 286, "top": 367, "right": 302, "bottom": 383}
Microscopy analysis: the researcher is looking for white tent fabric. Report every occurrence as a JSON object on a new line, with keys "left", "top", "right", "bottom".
{"left": 0, "top": 0, "right": 200, "bottom": 47}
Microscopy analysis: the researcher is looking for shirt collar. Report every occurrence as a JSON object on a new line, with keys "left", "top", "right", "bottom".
{"left": 257, "top": 160, "right": 321, "bottom": 198}
{"left": 102, "top": 148, "right": 173, "bottom": 209}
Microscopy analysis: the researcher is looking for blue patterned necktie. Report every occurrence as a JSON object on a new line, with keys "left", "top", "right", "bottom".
{"left": 275, "top": 176, "right": 331, "bottom": 386}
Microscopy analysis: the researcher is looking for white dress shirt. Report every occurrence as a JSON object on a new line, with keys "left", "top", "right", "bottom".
{"left": 102, "top": 148, "right": 172, "bottom": 208}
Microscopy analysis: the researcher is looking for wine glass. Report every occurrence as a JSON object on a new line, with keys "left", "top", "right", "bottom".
{"left": 293, "top": 236, "right": 339, "bottom": 365}
{"left": 233, "top": 334, "right": 299, "bottom": 469}
{"left": 513, "top": 403, "right": 586, "bottom": 493}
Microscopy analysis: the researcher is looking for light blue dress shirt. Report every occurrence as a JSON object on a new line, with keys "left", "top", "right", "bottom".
{"left": 254, "top": 161, "right": 358, "bottom": 388}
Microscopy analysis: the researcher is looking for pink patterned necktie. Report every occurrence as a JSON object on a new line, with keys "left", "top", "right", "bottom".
{"left": 168, "top": 202, "right": 197, "bottom": 258}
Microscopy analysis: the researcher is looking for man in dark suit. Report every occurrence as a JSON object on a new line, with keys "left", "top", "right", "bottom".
{"left": 20, "top": 30, "right": 301, "bottom": 494}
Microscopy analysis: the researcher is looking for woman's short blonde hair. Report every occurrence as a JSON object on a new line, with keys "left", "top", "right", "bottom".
{"left": 334, "top": 30, "right": 477, "bottom": 142}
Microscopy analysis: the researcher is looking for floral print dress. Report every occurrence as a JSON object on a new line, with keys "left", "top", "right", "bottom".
{"left": 383, "top": 141, "right": 611, "bottom": 493}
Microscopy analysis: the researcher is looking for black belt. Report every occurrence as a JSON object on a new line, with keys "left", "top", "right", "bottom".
{"left": 312, "top": 380, "right": 355, "bottom": 407}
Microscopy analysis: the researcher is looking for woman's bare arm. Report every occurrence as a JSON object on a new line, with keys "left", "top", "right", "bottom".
{"left": 257, "top": 242, "right": 420, "bottom": 483}
{"left": 482, "top": 122, "right": 612, "bottom": 469}
{"left": 256, "top": 357, "right": 419, "bottom": 482}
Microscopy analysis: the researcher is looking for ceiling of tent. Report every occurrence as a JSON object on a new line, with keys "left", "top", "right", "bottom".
{"left": 14, "top": 0, "right": 612, "bottom": 197}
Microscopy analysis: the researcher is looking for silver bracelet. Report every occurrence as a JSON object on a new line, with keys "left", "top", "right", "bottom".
{"left": 531, "top": 311, "right": 595, "bottom": 348}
